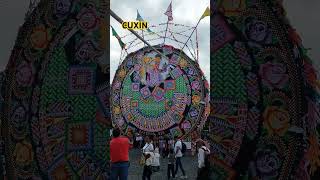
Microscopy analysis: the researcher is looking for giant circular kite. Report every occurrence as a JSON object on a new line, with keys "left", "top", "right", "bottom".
{"left": 111, "top": 45, "right": 210, "bottom": 137}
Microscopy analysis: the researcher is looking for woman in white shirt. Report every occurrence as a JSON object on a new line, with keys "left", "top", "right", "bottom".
{"left": 152, "top": 147, "right": 160, "bottom": 172}
{"left": 141, "top": 136, "right": 154, "bottom": 179}
{"left": 142, "top": 136, "right": 154, "bottom": 153}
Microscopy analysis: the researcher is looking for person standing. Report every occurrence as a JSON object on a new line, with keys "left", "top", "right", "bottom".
{"left": 167, "top": 149, "right": 175, "bottom": 180}
{"left": 164, "top": 140, "right": 168, "bottom": 157}
{"left": 197, "top": 141, "right": 210, "bottom": 180}
{"left": 110, "top": 128, "right": 133, "bottom": 180}
{"left": 152, "top": 147, "right": 160, "bottom": 172}
{"left": 169, "top": 138, "right": 174, "bottom": 149}
{"left": 141, "top": 135, "right": 154, "bottom": 178}
{"left": 159, "top": 138, "right": 164, "bottom": 157}
{"left": 142, "top": 135, "right": 154, "bottom": 153}
{"left": 137, "top": 134, "right": 143, "bottom": 148}
{"left": 174, "top": 136, "right": 187, "bottom": 179}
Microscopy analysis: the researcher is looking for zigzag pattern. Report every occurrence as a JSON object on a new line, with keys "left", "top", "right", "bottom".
{"left": 70, "top": 96, "right": 96, "bottom": 121}
{"left": 212, "top": 44, "right": 246, "bottom": 102}
{"left": 40, "top": 47, "right": 69, "bottom": 108}
{"left": 46, "top": 101, "right": 72, "bottom": 117}
{"left": 93, "top": 122, "right": 110, "bottom": 162}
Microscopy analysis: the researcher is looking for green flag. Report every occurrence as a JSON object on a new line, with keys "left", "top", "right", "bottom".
{"left": 136, "top": 10, "right": 144, "bottom": 21}
{"left": 111, "top": 26, "right": 126, "bottom": 49}
{"left": 147, "top": 28, "right": 153, "bottom": 34}
{"left": 136, "top": 10, "right": 153, "bottom": 34}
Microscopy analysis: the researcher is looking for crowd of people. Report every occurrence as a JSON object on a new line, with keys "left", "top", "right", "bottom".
{"left": 109, "top": 128, "right": 211, "bottom": 180}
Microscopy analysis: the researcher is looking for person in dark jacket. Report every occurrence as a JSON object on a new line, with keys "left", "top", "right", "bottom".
{"left": 167, "top": 149, "right": 175, "bottom": 180}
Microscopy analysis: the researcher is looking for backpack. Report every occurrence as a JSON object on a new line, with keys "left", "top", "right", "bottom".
{"left": 181, "top": 142, "right": 187, "bottom": 154}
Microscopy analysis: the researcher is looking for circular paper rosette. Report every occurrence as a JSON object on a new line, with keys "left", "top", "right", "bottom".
{"left": 111, "top": 44, "right": 210, "bottom": 137}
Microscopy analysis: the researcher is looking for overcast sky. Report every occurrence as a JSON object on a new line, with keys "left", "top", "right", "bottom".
{"left": 0, "top": 0, "right": 319, "bottom": 77}
{"left": 110, "top": 0, "right": 210, "bottom": 82}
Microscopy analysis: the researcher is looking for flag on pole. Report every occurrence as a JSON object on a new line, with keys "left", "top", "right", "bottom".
{"left": 147, "top": 28, "right": 153, "bottom": 33}
{"left": 136, "top": 10, "right": 144, "bottom": 21}
{"left": 200, "top": 7, "right": 210, "bottom": 20}
{"left": 111, "top": 26, "right": 126, "bottom": 49}
{"left": 136, "top": 10, "right": 154, "bottom": 34}
{"left": 164, "top": 2, "right": 173, "bottom": 21}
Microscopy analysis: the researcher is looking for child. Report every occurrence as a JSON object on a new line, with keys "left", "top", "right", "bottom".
{"left": 142, "top": 153, "right": 153, "bottom": 180}
{"left": 167, "top": 149, "right": 175, "bottom": 180}
{"left": 152, "top": 147, "right": 160, "bottom": 172}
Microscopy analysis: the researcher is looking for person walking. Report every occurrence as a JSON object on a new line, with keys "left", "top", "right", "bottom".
{"left": 110, "top": 128, "right": 133, "bottom": 180}
{"left": 159, "top": 139, "right": 164, "bottom": 157}
{"left": 169, "top": 138, "right": 174, "bottom": 149}
{"left": 197, "top": 141, "right": 211, "bottom": 180}
{"left": 137, "top": 134, "right": 143, "bottom": 148}
{"left": 174, "top": 136, "right": 187, "bottom": 179}
{"left": 140, "top": 135, "right": 154, "bottom": 178}
{"left": 167, "top": 149, "right": 175, "bottom": 180}
{"left": 142, "top": 152, "right": 153, "bottom": 180}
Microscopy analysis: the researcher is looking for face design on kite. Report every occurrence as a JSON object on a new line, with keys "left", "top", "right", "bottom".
{"left": 76, "top": 40, "right": 96, "bottom": 63}
{"left": 16, "top": 61, "right": 34, "bottom": 87}
{"left": 245, "top": 17, "right": 272, "bottom": 44}
{"left": 255, "top": 148, "right": 281, "bottom": 178}
{"left": 54, "top": 0, "right": 72, "bottom": 18}
{"left": 11, "top": 106, "right": 27, "bottom": 139}
{"left": 259, "top": 61, "right": 289, "bottom": 90}
{"left": 77, "top": 6, "right": 99, "bottom": 32}
{"left": 111, "top": 45, "right": 209, "bottom": 136}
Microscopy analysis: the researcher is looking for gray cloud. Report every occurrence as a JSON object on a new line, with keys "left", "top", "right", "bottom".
{"left": 0, "top": 0, "right": 29, "bottom": 70}
{"left": 284, "top": 0, "right": 320, "bottom": 72}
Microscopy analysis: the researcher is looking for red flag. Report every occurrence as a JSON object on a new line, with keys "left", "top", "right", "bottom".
{"left": 164, "top": 2, "right": 173, "bottom": 21}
